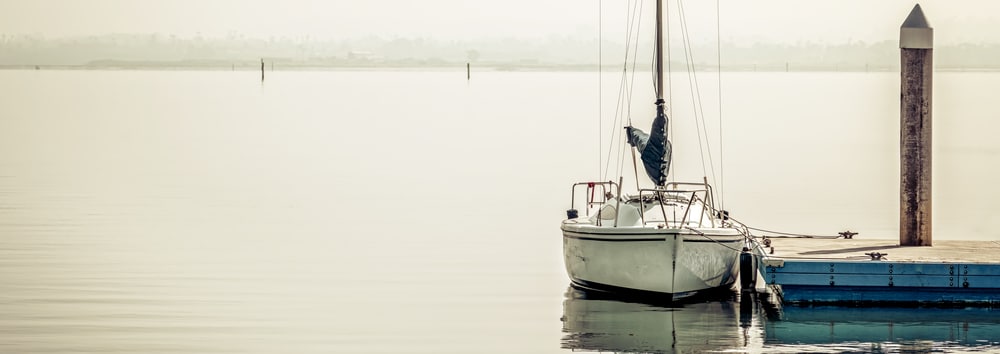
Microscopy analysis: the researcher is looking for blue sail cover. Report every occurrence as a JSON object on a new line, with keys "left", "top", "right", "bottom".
{"left": 626, "top": 101, "right": 672, "bottom": 186}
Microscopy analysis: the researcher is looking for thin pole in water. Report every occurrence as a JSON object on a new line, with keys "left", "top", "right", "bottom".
{"left": 261, "top": 58, "right": 265, "bottom": 81}
{"left": 467, "top": 62, "right": 470, "bottom": 80}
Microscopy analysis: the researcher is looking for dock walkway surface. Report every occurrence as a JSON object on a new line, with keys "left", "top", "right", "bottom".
{"left": 766, "top": 238, "right": 1000, "bottom": 263}
{"left": 759, "top": 238, "right": 1000, "bottom": 306}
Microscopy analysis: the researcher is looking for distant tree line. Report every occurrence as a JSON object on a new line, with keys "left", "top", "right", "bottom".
{"left": 2, "top": 33, "right": 999, "bottom": 71}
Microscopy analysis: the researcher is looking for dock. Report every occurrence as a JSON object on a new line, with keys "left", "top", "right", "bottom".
{"left": 749, "top": 5, "right": 1000, "bottom": 307}
{"left": 759, "top": 238, "right": 1000, "bottom": 306}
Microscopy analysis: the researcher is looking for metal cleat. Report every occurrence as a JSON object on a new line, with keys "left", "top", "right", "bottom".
{"left": 839, "top": 230, "right": 858, "bottom": 239}
{"left": 865, "top": 252, "right": 888, "bottom": 260}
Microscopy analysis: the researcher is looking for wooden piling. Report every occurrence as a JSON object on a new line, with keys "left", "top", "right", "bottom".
{"left": 261, "top": 58, "right": 265, "bottom": 81}
{"left": 467, "top": 62, "right": 470, "bottom": 80}
{"left": 899, "top": 4, "right": 933, "bottom": 246}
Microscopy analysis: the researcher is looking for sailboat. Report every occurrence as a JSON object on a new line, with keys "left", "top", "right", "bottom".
{"left": 561, "top": 0, "right": 751, "bottom": 301}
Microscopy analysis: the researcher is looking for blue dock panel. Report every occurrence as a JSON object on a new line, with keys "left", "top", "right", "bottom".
{"left": 764, "top": 260, "right": 1000, "bottom": 305}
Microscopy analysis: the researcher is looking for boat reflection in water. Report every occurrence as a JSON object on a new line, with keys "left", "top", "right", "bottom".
{"left": 560, "top": 287, "right": 751, "bottom": 353}
{"left": 562, "top": 286, "right": 1000, "bottom": 352}
{"left": 766, "top": 306, "right": 1000, "bottom": 351}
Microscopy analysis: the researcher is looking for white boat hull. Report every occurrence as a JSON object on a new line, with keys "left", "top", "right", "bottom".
{"left": 562, "top": 222, "right": 744, "bottom": 301}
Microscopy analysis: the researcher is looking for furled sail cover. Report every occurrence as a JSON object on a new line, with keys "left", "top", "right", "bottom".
{"left": 626, "top": 101, "right": 672, "bottom": 186}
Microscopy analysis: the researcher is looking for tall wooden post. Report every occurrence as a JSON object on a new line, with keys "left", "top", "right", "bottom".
{"left": 261, "top": 58, "right": 265, "bottom": 81}
{"left": 900, "top": 4, "right": 933, "bottom": 246}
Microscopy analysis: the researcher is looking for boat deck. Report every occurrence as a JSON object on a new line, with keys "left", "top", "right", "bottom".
{"left": 764, "top": 238, "right": 1000, "bottom": 263}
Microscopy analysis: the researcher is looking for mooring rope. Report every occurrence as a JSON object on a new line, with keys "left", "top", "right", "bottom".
{"left": 725, "top": 215, "right": 845, "bottom": 239}
{"left": 747, "top": 226, "right": 843, "bottom": 239}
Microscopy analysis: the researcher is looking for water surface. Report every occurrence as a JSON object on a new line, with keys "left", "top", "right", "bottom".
{"left": 1, "top": 70, "right": 999, "bottom": 352}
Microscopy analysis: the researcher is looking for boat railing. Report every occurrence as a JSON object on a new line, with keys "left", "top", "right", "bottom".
{"left": 637, "top": 181, "right": 718, "bottom": 228}
{"left": 568, "top": 181, "right": 620, "bottom": 224}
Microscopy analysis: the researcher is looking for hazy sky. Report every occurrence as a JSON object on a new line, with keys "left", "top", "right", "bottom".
{"left": 1, "top": 0, "right": 998, "bottom": 44}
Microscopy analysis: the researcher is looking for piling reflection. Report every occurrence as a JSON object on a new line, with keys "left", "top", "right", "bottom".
{"left": 560, "top": 286, "right": 752, "bottom": 353}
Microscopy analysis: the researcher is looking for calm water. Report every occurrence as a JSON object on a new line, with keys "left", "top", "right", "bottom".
{"left": 1, "top": 69, "right": 999, "bottom": 353}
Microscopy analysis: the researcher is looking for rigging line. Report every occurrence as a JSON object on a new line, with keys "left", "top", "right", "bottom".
{"left": 715, "top": 0, "right": 725, "bottom": 211}
{"left": 604, "top": 0, "right": 639, "bottom": 182}
{"left": 602, "top": 75, "right": 624, "bottom": 182}
{"left": 679, "top": 0, "right": 708, "bottom": 180}
{"left": 623, "top": 0, "right": 645, "bottom": 190}
{"left": 617, "top": 0, "right": 638, "bottom": 180}
{"left": 623, "top": 0, "right": 641, "bottom": 127}
{"left": 650, "top": 1, "right": 660, "bottom": 101}
{"left": 676, "top": 0, "right": 708, "bottom": 179}
{"left": 648, "top": 4, "right": 658, "bottom": 111}
{"left": 665, "top": 0, "right": 674, "bottom": 180}
{"left": 622, "top": 0, "right": 643, "bottom": 186}
{"left": 602, "top": 95, "right": 622, "bottom": 182}
{"left": 625, "top": 1, "right": 643, "bottom": 127}
{"left": 603, "top": 1, "right": 630, "bottom": 181}
{"left": 617, "top": 0, "right": 641, "bottom": 182}
{"left": 686, "top": 2, "right": 718, "bottom": 192}
{"left": 649, "top": 0, "right": 659, "bottom": 101}
{"left": 679, "top": 0, "right": 719, "bottom": 189}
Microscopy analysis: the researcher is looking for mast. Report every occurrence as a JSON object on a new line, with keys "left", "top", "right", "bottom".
{"left": 655, "top": 0, "right": 664, "bottom": 100}
{"left": 627, "top": 0, "right": 672, "bottom": 188}
{"left": 653, "top": 0, "right": 668, "bottom": 188}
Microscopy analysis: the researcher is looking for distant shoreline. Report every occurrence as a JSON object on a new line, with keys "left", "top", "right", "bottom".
{"left": 7, "top": 33, "right": 1000, "bottom": 74}
{"left": 5, "top": 63, "right": 1000, "bottom": 73}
